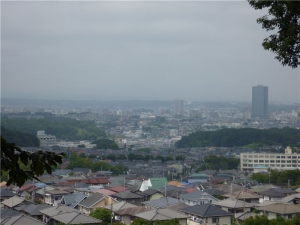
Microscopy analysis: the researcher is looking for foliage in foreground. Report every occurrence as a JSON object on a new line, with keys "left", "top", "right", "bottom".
{"left": 1, "top": 137, "right": 64, "bottom": 186}
{"left": 248, "top": 1, "right": 300, "bottom": 68}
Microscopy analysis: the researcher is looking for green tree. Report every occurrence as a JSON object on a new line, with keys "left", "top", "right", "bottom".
{"left": 248, "top": 1, "right": 300, "bottom": 68}
{"left": 131, "top": 218, "right": 151, "bottom": 225}
{"left": 1, "top": 137, "right": 64, "bottom": 186}
{"left": 90, "top": 208, "right": 111, "bottom": 224}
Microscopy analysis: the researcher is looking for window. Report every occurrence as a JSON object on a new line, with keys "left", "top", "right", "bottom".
{"left": 212, "top": 218, "right": 219, "bottom": 223}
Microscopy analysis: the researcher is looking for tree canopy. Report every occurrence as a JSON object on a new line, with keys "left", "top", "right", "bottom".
{"left": 1, "top": 137, "right": 64, "bottom": 186}
{"left": 176, "top": 128, "right": 300, "bottom": 148}
{"left": 248, "top": 1, "right": 300, "bottom": 68}
{"left": 90, "top": 208, "right": 111, "bottom": 224}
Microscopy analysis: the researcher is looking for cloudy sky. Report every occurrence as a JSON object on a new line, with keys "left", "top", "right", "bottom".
{"left": 2, "top": 1, "right": 299, "bottom": 103}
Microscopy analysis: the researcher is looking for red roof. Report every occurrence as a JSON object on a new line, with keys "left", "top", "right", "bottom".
{"left": 185, "top": 188, "right": 196, "bottom": 193}
{"left": 81, "top": 178, "right": 110, "bottom": 184}
{"left": 18, "top": 184, "right": 34, "bottom": 192}
{"left": 110, "top": 186, "right": 126, "bottom": 193}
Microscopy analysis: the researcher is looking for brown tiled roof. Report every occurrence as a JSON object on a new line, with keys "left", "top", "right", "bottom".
{"left": 115, "top": 206, "right": 150, "bottom": 216}
{"left": 110, "top": 186, "right": 126, "bottom": 193}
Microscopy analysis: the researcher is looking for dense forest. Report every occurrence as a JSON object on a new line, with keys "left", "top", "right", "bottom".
{"left": 251, "top": 169, "right": 300, "bottom": 186}
{"left": 1, "top": 126, "right": 40, "bottom": 147}
{"left": 1, "top": 116, "right": 106, "bottom": 141}
{"left": 176, "top": 128, "right": 300, "bottom": 148}
{"left": 67, "top": 152, "right": 127, "bottom": 175}
{"left": 92, "top": 138, "right": 119, "bottom": 150}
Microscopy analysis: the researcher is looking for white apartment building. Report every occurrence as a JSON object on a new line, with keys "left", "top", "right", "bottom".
{"left": 240, "top": 147, "right": 300, "bottom": 171}
{"left": 37, "top": 130, "right": 56, "bottom": 147}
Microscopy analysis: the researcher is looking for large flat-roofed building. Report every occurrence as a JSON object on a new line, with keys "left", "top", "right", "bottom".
{"left": 240, "top": 147, "right": 300, "bottom": 171}
{"left": 37, "top": 130, "right": 56, "bottom": 148}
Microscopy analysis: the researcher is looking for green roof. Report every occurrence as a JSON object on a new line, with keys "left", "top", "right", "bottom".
{"left": 190, "top": 173, "right": 209, "bottom": 177}
{"left": 150, "top": 178, "right": 168, "bottom": 191}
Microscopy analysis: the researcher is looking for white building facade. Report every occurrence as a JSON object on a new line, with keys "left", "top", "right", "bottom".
{"left": 240, "top": 147, "right": 300, "bottom": 171}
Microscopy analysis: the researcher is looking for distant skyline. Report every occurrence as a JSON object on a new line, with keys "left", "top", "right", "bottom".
{"left": 2, "top": 1, "right": 299, "bottom": 103}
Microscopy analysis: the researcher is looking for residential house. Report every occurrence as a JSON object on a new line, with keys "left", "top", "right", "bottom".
{"left": 140, "top": 189, "right": 164, "bottom": 201}
{"left": 1, "top": 208, "right": 46, "bottom": 225}
{"left": 72, "top": 168, "right": 92, "bottom": 176}
{"left": 181, "top": 204, "right": 233, "bottom": 225}
{"left": 143, "top": 197, "right": 181, "bottom": 209}
{"left": 78, "top": 192, "right": 118, "bottom": 215}
{"left": 135, "top": 208, "right": 189, "bottom": 225}
{"left": 111, "top": 191, "right": 144, "bottom": 206}
{"left": 15, "top": 204, "right": 50, "bottom": 221}
{"left": 281, "top": 193, "right": 300, "bottom": 204}
{"left": 60, "top": 193, "right": 87, "bottom": 209}
{"left": 2, "top": 196, "right": 33, "bottom": 209}
{"left": 104, "top": 201, "right": 135, "bottom": 211}
{"left": 0, "top": 189, "right": 16, "bottom": 202}
{"left": 187, "top": 173, "right": 209, "bottom": 183}
{"left": 260, "top": 188, "right": 296, "bottom": 202}
{"left": 139, "top": 178, "right": 168, "bottom": 192}
{"left": 39, "top": 205, "right": 101, "bottom": 225}
{"left": 203, "top": 188, "right": 226, "bottom": 198}
{"left": 212, "top": 198, "right": 257, "bottom": 216}
{"left": 180, "top": 190, "right": 219, "bottom": 206}
{"left": 258, "top": 202, "right": 300, "bottom": 219}
{"left": 81, "top": 178, "right": 110, "bottom": 186}
{"left": 110, "top": 185, "right": 126, "bottom": 193}
{"left": 44, "top": 189, "right": 70, "bottom": 206}
{"left": 114, "top": 206, "right": 150, "bottom": 225}
{"left": 222, "top": 190, "right": 260, "bottom": 203}
{"left": 93, "top": 188, "right": 116, "bottom": 196}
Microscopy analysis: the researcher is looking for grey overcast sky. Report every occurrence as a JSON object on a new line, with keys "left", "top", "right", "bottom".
{"left": 1, "top": 1, "right": 299, "bottom": 103}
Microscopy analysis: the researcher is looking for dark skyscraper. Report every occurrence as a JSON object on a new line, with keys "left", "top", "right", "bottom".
{"left": 252, "top": 85, "right": 269, "bottom": 119}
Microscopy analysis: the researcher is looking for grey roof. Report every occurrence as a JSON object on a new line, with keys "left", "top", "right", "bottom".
{"left": 281, "top": 193, "right": 300, "bottom": 203}
{"left": 0, "top": 208, "right": 22, "bottom": 218}
{"left": 180, "top": 190, "right": 218, "bottom": 202}
{"left": 51, "top": 212, "right": 102, "bottom": 225}
{"left": 61, "top": 193, "right": 87, "bottom": 208}
{"left": 73, "top": 168, "right": 91, "bottom": 173}
{"left": 1, "top": 209, "right": 45, "bottom": 225}
{"left": 212, "top": 198, "right": 257, "bottom": 209}
{"left": 273, "top": 188, "right": 296, "bottom": 194}
{"left": 104, "top": 201, "right": 136, "bottom": 212}
{"left": 46, "top": 190, "right": 70, "bottom": 195}
{"left": 39, "top": 205, "right": 79, "bottom": 217}
{"left": 52, "top": 169, "right": 72, "bottom": 175}
{"left": 2, "top": 196, "right": 25, "bottom": 208}
{"left": 143, "top": 197, "right": 180, "bottom": 208}
{"left": 135, "top": 208, "right": 188, "bottom": 221}
{"left": 204, "top": 188, "right": 226, "bottom": 196}
{"left": 142, "top": 189, "right": 160, "bottom": 196}
{"left": 181, "top": 204, "right": 233, "bottom": 218}
{"left": 112, "top": 191, "right": 143, "bottom": 199}
{"left": 15, "top": 204, "right": 50, "bottom": 216}
{"left": 260, "top": 189, "right": 287, "bottom": 198}
{"left": 35, "top": 186, "right": 55, "bottom": 195}
{"left": 1, "top": 189, "right": 17, "bottom": 198}
{"left": 78, "top": 193, "right": 105, "bottom": 208}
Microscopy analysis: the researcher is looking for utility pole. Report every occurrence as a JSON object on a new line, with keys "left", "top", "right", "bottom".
{"left": 110, "top": 202, "right": 113, "bottom": 225}
{"left": 288, "top": 179, "right": 293, "bottom": 189}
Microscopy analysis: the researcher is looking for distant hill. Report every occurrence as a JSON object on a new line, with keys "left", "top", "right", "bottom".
{"left": 1, "top": 117, "right": 106, "bottom": 141}
{"left": 1, "top": 126, "right": 40, "bottom": 147}
{"left": 175, "top": 128, "right": 300, "bottom": 148}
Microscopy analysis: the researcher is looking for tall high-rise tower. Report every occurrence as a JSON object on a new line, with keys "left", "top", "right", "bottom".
{"left": 252, "top": 85, "right": 269, "bottom": 119}
{"left": 173, "top": 99, "right": 184, "bottom": 116}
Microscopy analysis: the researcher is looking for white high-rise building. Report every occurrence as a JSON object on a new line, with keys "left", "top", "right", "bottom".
{"left": 37, "top": 130, "right": 56, "bottom": 148}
